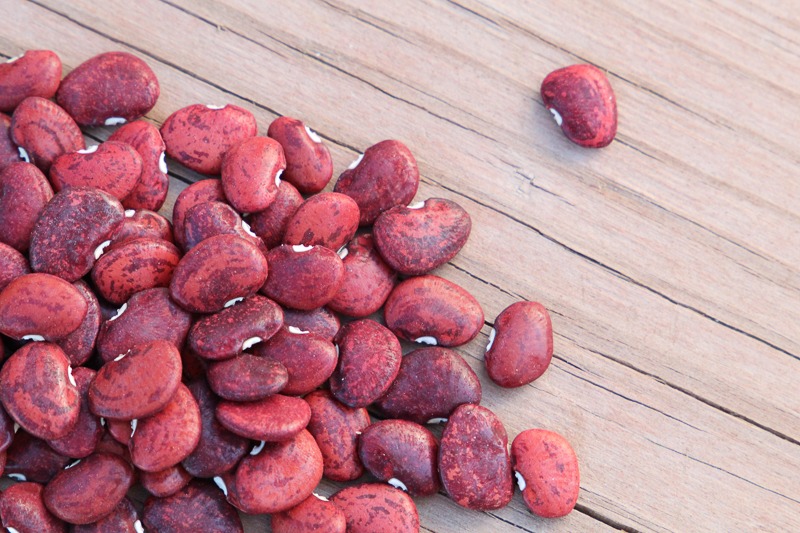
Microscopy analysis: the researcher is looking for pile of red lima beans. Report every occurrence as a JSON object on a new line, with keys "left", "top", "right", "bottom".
{"left": 0, "top": 49, "right": 595, "bottom": 532}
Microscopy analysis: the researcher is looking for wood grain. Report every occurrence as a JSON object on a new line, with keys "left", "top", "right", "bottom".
{"left": 2, "top": 0, "right": 799, "bottom": 531}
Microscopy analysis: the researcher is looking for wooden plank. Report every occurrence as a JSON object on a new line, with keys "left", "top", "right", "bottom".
{"left": 25, "top": 0, "right": 798, "bottom": 439}
{"left": 2, "top": 0, "right": 799, "bottom": 531}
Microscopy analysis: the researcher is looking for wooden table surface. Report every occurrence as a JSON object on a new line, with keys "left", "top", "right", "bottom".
{"left": 3, "top": 0, "right": 799, "bottom": 531}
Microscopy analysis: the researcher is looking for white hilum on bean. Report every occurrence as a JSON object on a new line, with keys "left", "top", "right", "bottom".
{"left": 213, "top": 476, "right": 228, "bottom": 496}
{"left": 67, "top": 366, "right": 77, "bottom": 387}
{"left": 130, "top": 419, "right": 138, "bottom": 438}
{"left": 104, "top": 117, "right": 127, "bottom": 126}
{"left": 274, "top": 168, "right": 283, "bottom": 187}
{"left": 292, "top": 244, "right": 313, "bottom": 253}
{"left": 206, "top": 104, "right": 225, "bottom": 110}
{"left": 134, "top": 521, "right": 145, "bottom": 533}
{"left": 337, "top": 246, "right": 349, "bottom": 260}
{"left": 388, "top": 478, "right": 408, "bottom": 492}
{"left": 65, "top": 459, "right": 81, "bottom": 469}
{"left": 158, "top": 151, "right": 168, "bottom": 174}
{"left": 109, "top": 303, "right": 128, "bottom": 321}
{"left": 242, "top": 337, "right": 262, "bottom": 350}
{"left": 485, "top": 328, "right": 496, "bottom": 352}
{"left": 21, "top": 334, "right": 45, "bottom": 342}
{"left": 515, "top": 470, "right": 527, "bottom": 491}
{"left": 241, "top": 220, "right": 257, "bottom": 238}
{"left": 426, "top": 418, "right": 448, "bottom": 425}
{"left": 347, "top": 153, "right": 363, "bottom": 169}
{"left": 124, "top": 209, "right": 136, "bottom": 217}
{"left": 250, "top": 441, "right": 265, "bottom": 456}
{"left": 18, "top": 147, "right": 29, "bottom": 162}
{"left": 313, "top": 492, "right": 329, "bottom": 502}
{"left": 7, "top": 473, "right": 25, "bottom": 481}
{"left": 549, "top": 108, "right": 563, "bottom": 127}
{"left": 407, "top": 201, "right": 425, "bottom": 209}
{"left": 305, "top": 126, "right": 322, "bottom": 143}
{"left": 94, "top": 240, "right": 112, "bottom": 259}
{"left": 224, "top": 297, "right": 244, "bottom": 308}
{"left": 414, "top": 336, "right": 438, "bottom": 346}
{"left": 78, "top": 145, "right": 99, "bottom": 155}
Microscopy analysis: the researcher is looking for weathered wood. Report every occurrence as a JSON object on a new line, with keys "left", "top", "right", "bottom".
{"left": 1, "top": 0, "right": 799, "bottom": 531}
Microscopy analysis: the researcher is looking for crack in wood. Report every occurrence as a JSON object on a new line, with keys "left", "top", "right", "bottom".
{"left": 483, "top": 511, "right": 536, "bottom": 532}
{"left": 644, "top": 438, "right": 800, "bottom": 505}
{"left": 573, "top": 502, "right": 646, "bottom": 533}
{"left": 559, "top": 332, "right": 800, "bottom": 447}
{"left": 444, "top": 0, "right": 502, "bottom": 28}
{"left": 557, "top": 366, "right": 706, "bottom": 433}
{"left": 429, "top": 178, "right": 800, "bottom": 364}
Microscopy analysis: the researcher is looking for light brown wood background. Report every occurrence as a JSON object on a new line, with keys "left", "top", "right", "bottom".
{"left": 2, "top": 0, "right": 799, "bottom": 531}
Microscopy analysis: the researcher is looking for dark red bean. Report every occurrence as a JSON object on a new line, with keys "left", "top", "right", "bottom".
{"left": 244, "top": 179, "right": 303, "bottom": 249}
{"left": 334, "top": 140, "right": 419, "bottom": 225}
{"left": 221, "top": 135, "right": 285, "bottom": 213}
{"left": 331, "top": 483, "right": 419, "bottom": 533}
{"left": 282, "top": 192, "right": 360, "bottom": 251}
{"left": 108, "top": 119, "right": 169, "bottom": 211}
{"left": 271, "top": 493, "right": 346, "bottom": 533}
{"left": 384, "top": 274, "right": 484, "bottom": 347}
{"left": 267, "top": 116, "right": 333, "bottom": 194}
{"left": 261, "top": 244, "right": 344, "bottom": 310}
{"left": 96, "top": 287, "right": 192, "bottom": 363}
{"left": 56, "top": 51, "right": 159, "bottom": 127}
{"left": 439, "top": 404, "right": 513, "bottom": 510}
{"left": 358, "top": 419, "right": 441, "bottom": 496}
{"left": 188, "top": 294, "right": 283, "bottom": 361}
{"left": 170, "top": 234, "right": 268, "bottom": 314}
{"left": 330, "top": 319, "right": 402, "bottom": 408}
{"left": 49, "top": 141, "right": 143, "bottom": 201}
{"left": 182, "top": 379, "right": 250, "bottom": 479}
{"left": 281, "top": 306, "right": 340, "bottom": 341}
{"left": 161, "top": 103, "right": 257, "bottom": 175}
{"left": 373, "top": 197, "right": 471, "bottom": 275}
{"left": 541, "top": 63, "right": 617, "bottom": 148}
{"left": 511, "top": 428, "right": 580, "bottom": 518}
{"left": 0, "top": 342, "right": 80, "bottom": 440}
{"left": 10, "top": 96, "right": 85, "bottom": 172}
{"left": 327, "top": 234, "right": 396, "bottom": 318}
{"left": 43, "top": 452, "right": 134, "bottom": 525}
{"left": 0, "top": 481, "right": 66, "bottom": 532}
{"left": 253, "top": 327, "right": 338, "bottom": 395}
{"left": 227, "top": 429, "right": 323, "bottom": 514}
{"left": 89, "top": 339, "right": 182, "bottom": 420}
{"left": 374, "top": 346, "right": 481, "bottom": 425}
{"left": 0, "top": 50, "right": 62, "bottom": 113}
{"left": 142, "top": 480, "right": 244, "bottom": 533}
{"left": 129, "top": 383, "right": 201, "bottom": 472}
{"left": 5, "top": 430, "right": 70, "bottom": 483}
{"left": 29, "top": 186, "right": 125, "bottom": 282}
{"left": 0, "top": 161, "right": 53, "bottom": 252}
{"left": 305, "top": 390, "right": 370, "bottom": 482}
{"left": 216, "top": 394, "right": 311, "bottom": 442}
{"left": 207, "top": 354, "right": 288, "bottom": 401}
{"left": 485, "top": 301, "right": 553, "bottom": 388}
